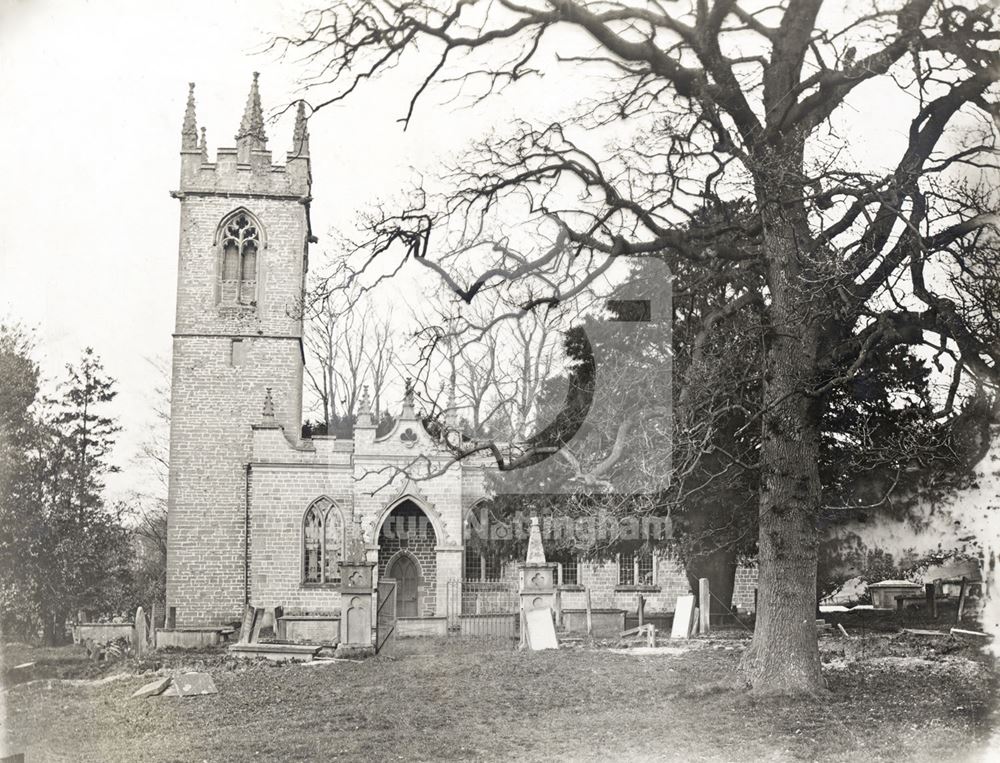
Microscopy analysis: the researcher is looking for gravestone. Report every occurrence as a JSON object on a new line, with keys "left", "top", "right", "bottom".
{"left": 134, "top": 606, "right": 147, "bottom": 658}
{"left": 237, "top": 604, "right": 255, "bottom": 644}
{"left": 518, "top": 517, "right": 558, "bottom": 648}
{"left": 336, "top": 514, "right": 375, "bottom": 657}
{"left": 671, "top": 595, "right": 696, "bottom": 639}
{"left": 524, "top": 607, "right": 559, "bottom": 650}
{"left": 250, "top": 607, "right": 266, "bottom": 643}
{"left": 131, "top": 676, "right": 171, "bottom": 699}
{"left": 150, "top": 602, "right": 165, "bottom": 630}
{"left": 161, "top": 672, "right": 218, "bottom": 697}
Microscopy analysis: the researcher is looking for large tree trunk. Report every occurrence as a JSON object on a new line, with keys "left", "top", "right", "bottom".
{"left": 739, "top": 377, "right": 825, "bottom": 695}
{"left": 738, "top": 158, "right": 826, "bottom": 695}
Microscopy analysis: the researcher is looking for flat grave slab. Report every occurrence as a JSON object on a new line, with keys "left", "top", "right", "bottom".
{"left": 228, "top": 642, "right": 321, "bottom": 661}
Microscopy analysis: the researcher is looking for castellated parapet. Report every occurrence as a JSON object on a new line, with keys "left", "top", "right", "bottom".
{"left": 177, "top": 74, "right": 311, "bottom": 199}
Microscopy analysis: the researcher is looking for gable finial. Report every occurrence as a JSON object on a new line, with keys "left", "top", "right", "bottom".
{"left": 181, "top": 82, "right": 198, "bottom": 151}
{"left": 236, "top": 72, "right": 267, "bottom": 154}
{"left": 292, "top": 100, "right": 310, "bottom": 157}
{"left": 199, "top": 126, "right": 208, "bottom": 161}
{"left": 345, "top": 512, "right": 366, "bottom": 561}
{"left": 445, "top": 374, "right": 458, "bottom": 428}
{"left": 401, "top": 377, "right": 417, "bottom": 419}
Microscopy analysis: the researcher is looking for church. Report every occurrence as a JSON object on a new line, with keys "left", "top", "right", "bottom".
{"left": 164, "top": 76, "right": 758, "bottom": 638}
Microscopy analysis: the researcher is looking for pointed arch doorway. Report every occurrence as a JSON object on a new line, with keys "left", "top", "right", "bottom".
{"left": 377, "top": 499, "right": 438, "bottom": 618}
{"left": 387, "top": 553, "right": 419, "bottom": 617}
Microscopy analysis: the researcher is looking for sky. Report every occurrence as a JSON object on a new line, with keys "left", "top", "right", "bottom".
{"left": 0, "top": 0, "right": 576, "bottom": 498}
{"left": 0, "top": 0, "right": 982, "bottom": 504}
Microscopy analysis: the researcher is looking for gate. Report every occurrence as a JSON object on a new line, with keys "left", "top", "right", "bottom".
{"left": 446, "top": 580, "right": 518, "bottom": 642}
{"left": 375, "top": 579, "right": 397, "bottom": 653}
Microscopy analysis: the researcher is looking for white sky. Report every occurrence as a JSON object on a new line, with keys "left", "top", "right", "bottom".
{"left": 0, "top": 0, "right": 965, "bottom": 502}
{"left": 0, "top": 0, "right": 572, "bottom": 498}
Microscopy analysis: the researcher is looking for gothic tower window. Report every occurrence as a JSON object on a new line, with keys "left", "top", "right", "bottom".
{"left": 218, "top": 211, "right": 260, "bottom": 305}
{"left": 303, "top": 497, "right": 344, "bottom": 585}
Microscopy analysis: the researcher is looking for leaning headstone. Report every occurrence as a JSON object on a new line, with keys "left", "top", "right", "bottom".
{"left": 131, "top": 676, "right": 171, "bottom": 699}
{"left": 524, "top": 607, "right": 559, "bottom": 650}
{"left": 249, "top": 607, "right": 266, "bottom": 643}
{"left": 134, "top": 606, "right": 147, "bottom": 658}
{"left": 237, "top": 604, "right": 255, "bottom": 644}
{"left": 671, "top": 595, "right": 696, "bottom": 639}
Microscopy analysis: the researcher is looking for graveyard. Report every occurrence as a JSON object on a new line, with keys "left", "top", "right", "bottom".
{"left": 2, "top": 628, "right": 997, "bottom": 762}
{"left": 3, "top": 515, "right": 996, "bottom": 761}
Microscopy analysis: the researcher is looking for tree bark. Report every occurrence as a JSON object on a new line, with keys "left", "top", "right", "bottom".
{"left": 739, "top": 152, "right": 826, "bottom": 695}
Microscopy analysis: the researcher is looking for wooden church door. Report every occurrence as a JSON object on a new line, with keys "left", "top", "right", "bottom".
{"left": 389, "top": 555, "right": 419, "bottom": 617}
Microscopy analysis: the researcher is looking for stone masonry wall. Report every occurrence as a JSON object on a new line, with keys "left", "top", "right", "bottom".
{"left": 248, "top": 462, "right": 354, "bottom": 616}
{"left": 554, "top": 553, "right": 758, "bottom": 614}
{"left": 166, "top": 183, "right": 307, "bottom": 626}
{"left": 167, "top": 336, "right": 303, "bottom": 625}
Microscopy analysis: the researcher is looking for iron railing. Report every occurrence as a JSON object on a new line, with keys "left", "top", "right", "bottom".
{"left": 445, "top": 579, "right": 518, "bottom": 642}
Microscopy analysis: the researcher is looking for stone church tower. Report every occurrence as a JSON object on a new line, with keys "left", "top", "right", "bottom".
{"left": 166, "top": 76, "right": 312, "bottom": 625}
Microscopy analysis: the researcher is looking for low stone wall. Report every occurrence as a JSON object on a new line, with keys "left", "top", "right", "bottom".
{"left": 277, "top": 616, "right": 340, "bottom": 644}
{"left": 155, "top": 628, "right": 224, "bottom": 649}
{"left": 73, "top": 623, "right": 133, "bottom": 645}
{"left": 561, "top": 609, "right": 626, "bottom": 638}
{"left": 397, "top": 616, "right": 448, "bottom": 638}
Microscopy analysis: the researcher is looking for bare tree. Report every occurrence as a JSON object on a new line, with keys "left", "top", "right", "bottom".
{"left": 412, "top": 286, "right": 576, "bottom": 437}
{"left": 366, "top": 309, "right": 397, "bottom": 422}
{"left": 280, "top": 1, "right": 1000, "bottom": 695}
{"left": 504, "top": 307, "right": 565, "bottom": 440}
{"left": 303, "top": 297, "right": 340, "bottom": 429}
{"left": 304, "top": 298, "right": 380, "bottom": 427}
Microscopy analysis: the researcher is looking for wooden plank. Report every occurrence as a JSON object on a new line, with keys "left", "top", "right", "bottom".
{"left": 951, "top": 627, "right": 991, "bottom": 639}
{"left": 956, "top": 577, "right": 968, "bottom": 624}
{"left": 925, "top": 582, "right": 937, "bottom": 620}
{"left": 637, "top": 594, "right": 645, "bottom": 628}
{"left": 698, "top": 578, "right": 710, "bottom": 636}
{"left": 837, "top": 623, "right": 851, "bottom": 639}
{"left": 585, "top": 588, "right": 593, "bottom": 637}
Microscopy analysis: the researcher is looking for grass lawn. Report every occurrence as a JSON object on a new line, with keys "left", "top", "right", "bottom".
{"left": 3, "top": 635, "right": 998, "bottom": 762}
